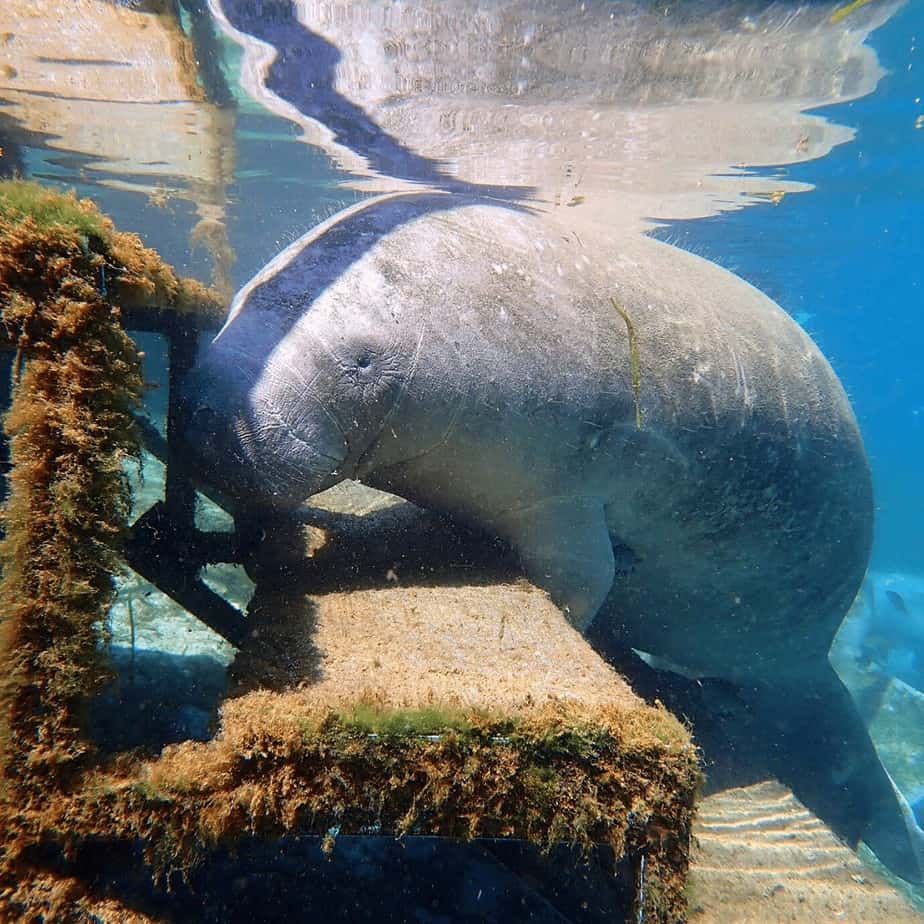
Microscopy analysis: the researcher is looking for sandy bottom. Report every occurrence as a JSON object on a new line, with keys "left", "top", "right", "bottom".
{"left": 688, "top": 781, "right": 924, "bottom": 923}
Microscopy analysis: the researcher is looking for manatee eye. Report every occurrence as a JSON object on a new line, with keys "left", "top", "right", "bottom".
{"left": 356, "top": 352, "right": 373, "bottom": 370}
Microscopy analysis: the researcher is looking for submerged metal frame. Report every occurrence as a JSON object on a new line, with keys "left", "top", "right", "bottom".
{"left": 120, "top": 307, "right": 249, "bottom": 646}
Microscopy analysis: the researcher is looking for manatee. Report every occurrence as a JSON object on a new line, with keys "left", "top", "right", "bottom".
{"left": 180, "top": 191, "right": 921, "bottom": 882}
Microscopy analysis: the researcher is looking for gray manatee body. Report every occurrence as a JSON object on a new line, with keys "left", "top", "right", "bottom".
{"left": 183, "top": 192, "right": 920, "bottom": 881}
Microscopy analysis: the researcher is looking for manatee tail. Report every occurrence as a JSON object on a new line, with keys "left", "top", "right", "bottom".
{"left": 750, "top": 663, "right": 924, "bottom": 884}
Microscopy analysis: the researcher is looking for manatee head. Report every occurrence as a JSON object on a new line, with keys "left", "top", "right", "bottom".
{"left": 177, "top": 339, "right": 350, "bottom": 513}
{"left": 176, "top": 293, "right": 418, "bottom": 513}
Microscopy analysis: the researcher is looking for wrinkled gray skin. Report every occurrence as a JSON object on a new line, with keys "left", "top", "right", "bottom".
{"left": 181, "top": 192, "right": 921, "bottom": 882}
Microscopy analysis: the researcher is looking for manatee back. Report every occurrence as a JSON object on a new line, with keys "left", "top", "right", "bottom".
{"left": 593, "top": 236, "right": 873, "bottom": 684}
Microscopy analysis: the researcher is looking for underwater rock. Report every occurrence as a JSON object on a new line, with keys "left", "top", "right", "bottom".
{"left": 867, "top": 678, "right": 924, "bottom": 822}
{"left": 833, "top": 570, "right": 924, "bottom": 696}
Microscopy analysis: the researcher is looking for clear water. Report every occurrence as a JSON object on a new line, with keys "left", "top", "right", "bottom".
{"left": 1, "top": 1, "right": 923, "bottom": 920}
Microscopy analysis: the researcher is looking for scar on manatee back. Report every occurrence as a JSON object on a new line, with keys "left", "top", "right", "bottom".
{"left": 611, "top": 296, "right": 642, "bottom": 430}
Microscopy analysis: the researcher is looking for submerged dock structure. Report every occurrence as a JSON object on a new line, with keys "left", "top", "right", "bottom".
{"left": 0, "top": 181, "right": 699, "bottom": 922}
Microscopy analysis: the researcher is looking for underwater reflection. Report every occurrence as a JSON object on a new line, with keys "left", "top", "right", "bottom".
{"left": 212, "top": 0, "right": 899, "bottom": 231}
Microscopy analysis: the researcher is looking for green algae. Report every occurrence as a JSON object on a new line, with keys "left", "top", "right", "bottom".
{"left": 612, "top": 296, "right": 643, "bottom": 429}
{"left": 0, "top": 178, "right": 110, "bottom": 242}
{"left": 327, "top": 702, "right": 482, "bottom": 738}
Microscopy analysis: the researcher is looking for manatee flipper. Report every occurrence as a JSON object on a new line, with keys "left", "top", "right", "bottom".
{"left": 495, "top": 496, "right": 614, "bottom": 630}
{"left": 752, "top": 663, "right": 924, "bottom": 884}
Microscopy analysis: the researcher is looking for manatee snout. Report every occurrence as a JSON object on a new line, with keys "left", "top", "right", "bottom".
{"left": 173, "top": 362, "right": 264, "bottom": 511}
{"left": 176, "top": 352, "right": 348, "bottom": 512}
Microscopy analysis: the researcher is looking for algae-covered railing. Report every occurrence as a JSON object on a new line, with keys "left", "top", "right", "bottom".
{"left": 0, "top": 180, "right": 224, "bottom": 919}
{"left": 0, "top": 182, "right": 144, "bottom": 790}
{"left": 0, "top": 181, "right": 699, "bottom": 923}
{"left": 0, "top": 181, "right": 222, "bottom": 784}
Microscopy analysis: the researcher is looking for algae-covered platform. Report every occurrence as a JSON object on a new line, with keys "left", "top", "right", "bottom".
{"left": 0, "top": 181, "right": 699, "bottom": 922}
{"left": 132, "top": 564, "right": 699, "bottom": 921}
